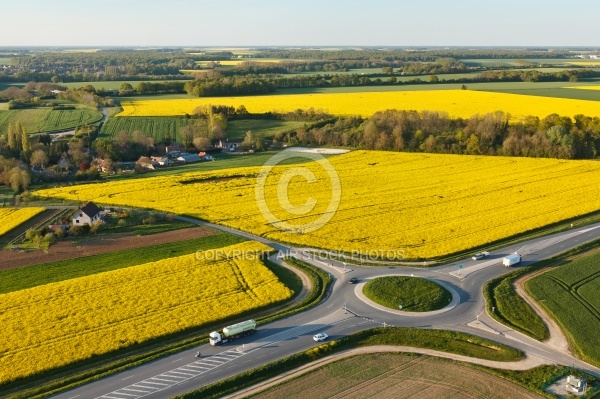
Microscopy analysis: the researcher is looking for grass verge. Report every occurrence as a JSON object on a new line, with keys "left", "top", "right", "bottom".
{"left": 484, "top": 238, "right": 600, "bottom": 341}
{"left": 173, "top": 327, "right": 523, "bottom": 399}
{"left": 363, "top": 276, "right": 451, "bottom": 312}
{"left": 0, "top": 254, "right": 330, "bottom": 399}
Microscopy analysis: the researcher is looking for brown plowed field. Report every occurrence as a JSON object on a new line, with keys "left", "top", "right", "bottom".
{"left": 250, "top": 353, "right": 543, "bottom": 399}
{"left": 0, "top": 226, "right": 215, "bottom": 270}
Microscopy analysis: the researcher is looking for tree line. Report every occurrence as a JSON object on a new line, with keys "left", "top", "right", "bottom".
{"left": 179, "top": 68, "right": 600, "bottom": 97}
{"left": 275, "top": 111, "right": 600, "bottom": 159}
{"left": 250, "top": 49, "right": 575, "bottom": 62}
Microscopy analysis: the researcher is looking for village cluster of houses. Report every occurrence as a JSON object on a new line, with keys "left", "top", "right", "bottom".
{"left": 143, "top": 142, "right": 215, "bottom": 170}
{"left": 95, "top": 142, "right": 216, "bottom": 173}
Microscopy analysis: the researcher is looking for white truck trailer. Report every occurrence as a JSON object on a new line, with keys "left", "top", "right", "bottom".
{"left": 209, "top": 319, "right": 257, "bottom": 346}
{"left": 502, "top": 253, "right": 522, "bottom": 267}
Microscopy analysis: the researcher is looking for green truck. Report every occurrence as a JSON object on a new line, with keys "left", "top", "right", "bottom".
{"left": 209, "top": 319, "right": 257, "bottom": 346}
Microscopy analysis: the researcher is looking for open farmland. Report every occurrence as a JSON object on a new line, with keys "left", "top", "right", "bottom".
{"left": 99, "top": 116, "right": 207, "bottom": 141}
{"left": 526, "top": 249, "right": 600, "bottom": 367}
{"left": 460, "top": 58, "right": 590, "bottom": 67}
{"left": 0, "top": 241, "right": 292, "bottom": 384}
{"left": 565, "top": 85, "right": 600, "bottom": 91}
{"left": 35, "top": 151, "right": 600, "bottom": 259}
{"left": 251, "top": 353, "right": 543, "bottom": 399}
{"left": 0, "top": 108, "right": 102, "bottom": 134}
{"left": 117, "top": 89, "right": 600, "bottom": 119}
{"left": 0, "top": 208, "right": 45, "bottom": 237}
{"left": 226, "top": 119, "right": 307, "bottom": 139}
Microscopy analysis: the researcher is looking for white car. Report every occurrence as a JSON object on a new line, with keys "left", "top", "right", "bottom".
{"left": 313, "top": 333, "right": 328, "bottom": 342}
{"left": 472, "top": 251, "right": 490, "bottom": 260}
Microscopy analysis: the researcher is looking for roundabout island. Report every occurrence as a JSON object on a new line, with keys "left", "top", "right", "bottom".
{"left": 355, "top": 275, "right": 460, "bottom": 317}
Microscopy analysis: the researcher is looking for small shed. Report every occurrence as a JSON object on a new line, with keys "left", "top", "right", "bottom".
{"left": 566, "top": 375, "right": 587, "bottom": 393}
{"left": 73, "top": 202, "right": 103, "bottom": 227}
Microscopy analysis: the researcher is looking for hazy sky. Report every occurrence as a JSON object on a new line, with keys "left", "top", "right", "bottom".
{"left": 1, "top": 0, "right": 598, "bottom": 47}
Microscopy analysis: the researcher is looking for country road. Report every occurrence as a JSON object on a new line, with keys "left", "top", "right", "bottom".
{"left": 49, "top": 217, "right": 600, "bottom": 399}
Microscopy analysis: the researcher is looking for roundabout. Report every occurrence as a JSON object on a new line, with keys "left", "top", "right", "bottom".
{"left": 354, "top": 274, "right": 461, "bottom": 317}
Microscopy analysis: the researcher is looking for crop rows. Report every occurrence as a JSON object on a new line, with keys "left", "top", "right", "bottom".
{"left": 252, "top": 353, "right": 540, "bottom": 399}
{"left": 36, "top": 151, "right": 600, "bottom": 259}
{"left": 0, "top": 207, "right": 45, "bottom": 237}
{"left": 0, "top": 108, "right": 102, "bottom": 134}
{"left": 100, "top": 116, "right": 207, "bottom": 142}
{"left": 0, "top": 241, "right": 292, "bottom": 384}
{"left": 527, "top": 250, "right": 600, "bottom": 366}
{"left": 118, "top": 89, "right": 600, "bottom": 119}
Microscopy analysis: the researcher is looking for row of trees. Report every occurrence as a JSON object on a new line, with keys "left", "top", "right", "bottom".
{"left": 251, "top": 49, "right": 574, "bottom": 62}
{"left": 279, "top": 111, "right": 600, "bottom": 159}
{"left": 57, "top": 87, "right": 115, "bottom": 108}
{"left": 179, "top": 67, "right": 600, "bottom": 98}
{"left": 184, "top": 76, "right": 277, "bottom": 97}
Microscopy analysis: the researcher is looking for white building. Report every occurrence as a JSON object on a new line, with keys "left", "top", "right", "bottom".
{"left": 72, "top": 202, "right": 103, "bottom": 227}
{"left": 566, "top": 375, "right": 587, "bottom": 393}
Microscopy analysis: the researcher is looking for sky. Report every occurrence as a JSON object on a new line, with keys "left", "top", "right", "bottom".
{"left": 0, "top": 0, "right": 598, "bottom": 47}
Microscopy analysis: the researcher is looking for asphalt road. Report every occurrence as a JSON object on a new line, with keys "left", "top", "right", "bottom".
{"left": 51, "top": 220, "right": 600, "bottom": 399}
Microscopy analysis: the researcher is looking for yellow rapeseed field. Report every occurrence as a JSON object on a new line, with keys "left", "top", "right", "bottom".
{"left": 564, "top": 85, "right": 600, "bottom": 91}
{"left": 36, "top": 151, "right": 600, "bottom": 259}
{"left": 118, "top": 90, "right": 600, "bottom": 119}
{"left": 0, "top": 207, "right": 45, "bottom": 236}
{"left": 566, "top": 61, "right": 600, "bottom": 66}
{"left": 0, "top": 241, "right": 291, "bottom": 384}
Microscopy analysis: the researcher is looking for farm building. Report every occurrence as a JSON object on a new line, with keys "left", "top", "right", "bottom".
{"left": 198, "top": 152, "right": 214, "bottom": 161}
{"left": 72, "top": 202, "right": 103, "bottom": 227}
{"left": 151, "top": 156, "right": 171, "bottom": 166}
{"left": 177, "top": 153, "right": 201, "bottom": 163}
{"left": 566, "top": 375, "right": 587, "bottom": 393}
{"left": 166, "top": 143, "right": 184, "bottom": 157}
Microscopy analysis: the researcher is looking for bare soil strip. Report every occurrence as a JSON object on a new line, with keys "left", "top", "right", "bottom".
{"left": 0, "top": 226, "right": 216, "bottom": 270}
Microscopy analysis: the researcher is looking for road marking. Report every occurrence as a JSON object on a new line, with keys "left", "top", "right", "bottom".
{"left": 183, "top": 364, "right": 208, "bottom": 370}
{"left": 147, "top": 377, "right": 179, "bottom": 383}
{"left": 171, "top": 357, "right": 184, "bottom": 363}
{"left": 121, "top": 375, "right": 135, "bottom": 381}
{"left": 96, "top": 350, "right": 245, "bottom": 399}
{"left": 120, "top": 388, "right": 152, "bottom": 393}
{"left": 132, "top": 384, "right": 160, "bottom": 390}
{"left": 141, "top": 381, "right": 168, "bottom": 386}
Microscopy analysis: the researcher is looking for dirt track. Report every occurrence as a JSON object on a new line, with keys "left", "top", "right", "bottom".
{"left": 0, "top": 226, "right": 215, "bottom": 270}
{"left": 514, "top": 269, "right": 571, "bottom": 353}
